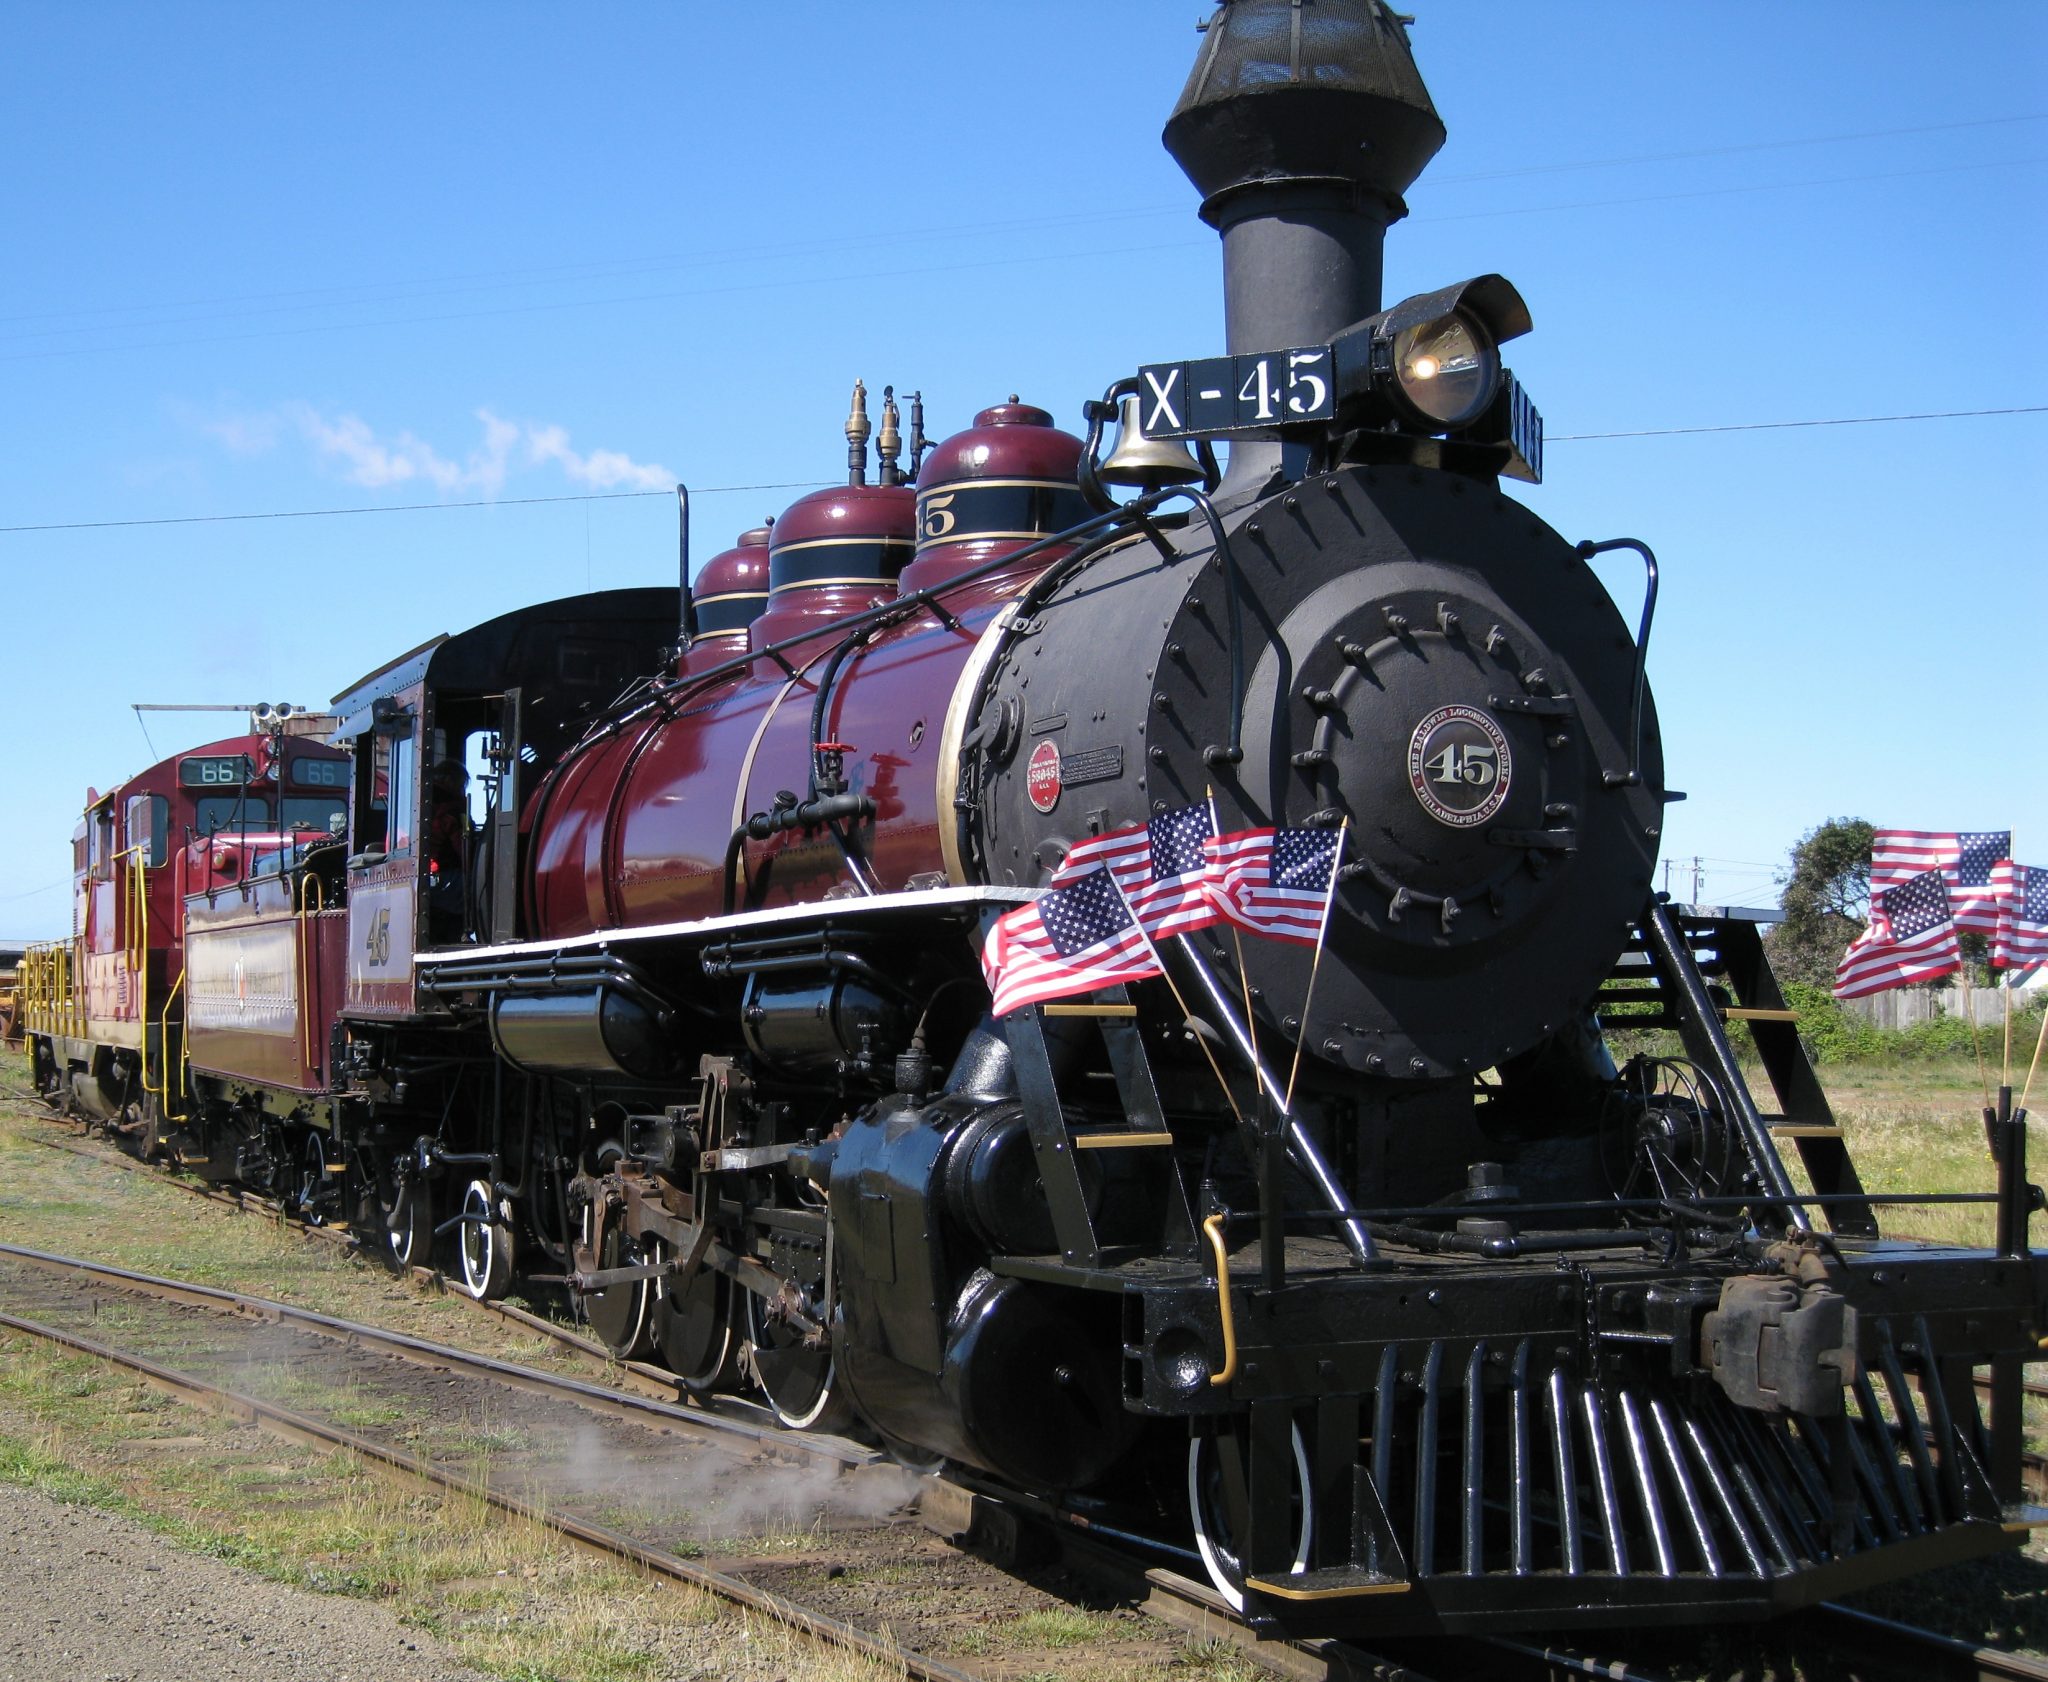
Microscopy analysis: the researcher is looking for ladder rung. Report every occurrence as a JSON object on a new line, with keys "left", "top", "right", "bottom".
{"left": 1771, "top": 1124, "right": 1843, "bottom": 1139}
{"left": 1042, "top": 1002, "right": 1138, "bottom": 1018}
{"left": 1724, "top": 1007, "right": 1799, "bottom": 1023}
{"left": 1071, "top": 1131, "right": 1174, "bottom": 1150}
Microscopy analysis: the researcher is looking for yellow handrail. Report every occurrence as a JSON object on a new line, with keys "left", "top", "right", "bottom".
{"left": 297, "top": 867, "right": 326, "bottom": 1069}
{"left": 116, "top": 843, "right": 151, "bottom": 1096}
{"left": 148, "top": 968, "right": 186, "bottom": 1120}
{"left": 1202, "top": 1213, "right": 1240, "bottom": 1388}
{"left": 21, "top": 938, "right": 84, "bottom": 1041}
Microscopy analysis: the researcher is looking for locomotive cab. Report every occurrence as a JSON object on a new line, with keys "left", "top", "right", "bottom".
{"left": 328, "top": 588, "right": 679, "bottom": 1017}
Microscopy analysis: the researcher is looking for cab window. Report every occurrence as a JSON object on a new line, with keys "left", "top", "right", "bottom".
{"left": 283, "top": 796, "right": 347, "bottom": 835}
{"left": 193, "top": 793, "right": 271, "bottom": 835}
{"left": 89, "top": 808, "right": 115, "bottom": 881}
{"left": 351, "top": 736, "right": 388, "bottom": 855}
{"left": 387, "top": 732, "right": 418, "bottom": 856}
{"left": 125, "top": 794, "right": 169, "bottom": 867}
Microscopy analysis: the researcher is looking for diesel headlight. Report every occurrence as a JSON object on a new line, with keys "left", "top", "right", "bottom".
{"left": 1390, "top": 311, "right": 1499, "bottom": 428}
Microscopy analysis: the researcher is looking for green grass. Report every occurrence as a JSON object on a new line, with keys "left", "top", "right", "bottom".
{"left": 1798, "top": 1061, "right": 2027, "bottom": 1247}
{"left": 0, "top": 1333, "right": 891, "bottom": 1682}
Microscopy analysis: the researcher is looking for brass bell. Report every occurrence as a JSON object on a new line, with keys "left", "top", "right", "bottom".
{"left": 1098, "top": 392, "right": 1204, "bottom": 489}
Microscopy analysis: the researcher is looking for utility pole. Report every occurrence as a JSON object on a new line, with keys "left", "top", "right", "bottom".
{"left": 1662, "top": 859, "right": 1673, "bottom": 896}
{"left": 1691, "top": 856, "right": 1705, "bottom": 903}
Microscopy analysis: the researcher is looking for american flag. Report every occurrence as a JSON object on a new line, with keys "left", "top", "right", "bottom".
{"left": 981, "top": 866, "right": 1160, "bottom": 1016}
{"left": 1048, "top": 803, "right": 1222, "bottom": 940}
{"left": 1992, "top": 862, "right": 2048, "bottom": 971}
{"left": 1834, "top": 868, "right": 1964, "bottom": 1000}
{"left": 1205, "top": 826, "right": 1343, "bottom": 945}
{"left": 1870, "top": 829, "right": 2011, "bottom": 934}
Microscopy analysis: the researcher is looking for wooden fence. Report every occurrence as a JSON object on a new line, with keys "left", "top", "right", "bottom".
{"left": 1844, "top": 983, "right": 2046, "bottom": 1031}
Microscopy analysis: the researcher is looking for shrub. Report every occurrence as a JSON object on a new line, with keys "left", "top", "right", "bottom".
{"left": 1779, "top": 982, "right": 2043, "bottom": 1065}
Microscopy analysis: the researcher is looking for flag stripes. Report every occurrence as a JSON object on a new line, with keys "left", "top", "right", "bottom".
{"left": 1835, "top": 868, "right": 1963, "bottom": 999}
{"left": 1870, "top": 829, "right": 2009, "bottom": 933}
{"left": 1993, "top": 861, "right": 2048, "bottom": 970}
{"left": 1207, "top": 826, "right": 1342, "bottom": 946}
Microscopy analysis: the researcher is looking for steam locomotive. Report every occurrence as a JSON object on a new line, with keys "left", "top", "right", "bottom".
{"left": 23, "top": 0, "right": 2047, "bottom": 1638}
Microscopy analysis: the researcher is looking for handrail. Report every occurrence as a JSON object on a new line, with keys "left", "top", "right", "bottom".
{"left": 147, "top": 969, "right": 186, "bottom": 1121}
{"left": 121, "top": 844, "right": 148, "bottom": 1040}
{"left": 21, "top": 933, "right": 85, "bottom": 1041}
{"left": 1201, "top": 1213, "right": 1240, "bottom": 1388}
{"left": 116, "top": 843, "right": 152, "bottom": 1101}
{"left": 297, "top": 869, "right": 327, "bottom": 1072}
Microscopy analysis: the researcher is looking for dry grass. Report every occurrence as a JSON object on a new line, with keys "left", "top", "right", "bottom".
{"left": 1795, "top": 1061, "right": 2034, "bottom": 1247}
{"left": 0, "top": 1330, "right": 900, "bottom": 1682}
{"left": 0, "top": 1048, "right": 603, "bottom": 1377}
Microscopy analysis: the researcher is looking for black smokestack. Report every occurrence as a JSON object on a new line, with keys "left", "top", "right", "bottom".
{"left": 1164, "top": 0, "right": 1445, "bottom": 493}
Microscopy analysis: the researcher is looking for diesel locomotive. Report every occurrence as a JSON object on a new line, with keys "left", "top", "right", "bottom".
{"left": 23, "top": 0, "right": 2047, "bottom": 1638}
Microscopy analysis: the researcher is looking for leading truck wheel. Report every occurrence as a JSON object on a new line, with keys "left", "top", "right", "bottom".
{"left": 1187, "top": 1423, "right": 1313, "bottom": 1613}
{"left": 457, "top": 1178, "right": 514, "bottom": 1302}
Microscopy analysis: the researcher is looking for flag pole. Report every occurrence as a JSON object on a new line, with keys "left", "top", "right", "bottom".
{"left": 2003, "top": 834, "right": 2018, "bottom": 1091}
{"left": 2005, "top": 969, "right": 2015, "bottom": 1092}
{"left": 1102, "top": 871, "right": 1244, "bottom": 1125}
{"left": 2020, "top": 991, "right": 2048, "bottom": 1115}
{"left": 1284, "top": 820, "right": 1351, "bottom": 1117}
{"left": 1966, "top": 976, "right": 1991, "bottom": 1116}
{"left": 1208, "top": 787, "right": 1264, "bottom": 1102}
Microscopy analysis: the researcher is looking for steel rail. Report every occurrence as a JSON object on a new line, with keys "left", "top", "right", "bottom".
{"left": 19, "top": 1126, "right": 690, "bottom": 1397}
{"left": 0, "top": 1302, "right": 979, "bottom": 1682}
{"left": 13, "top": 1107, "right": 2048, "bottom": 1676}
{"left": 0, "top": 1240, "right": 869, "bottom": 1469}
{"left": 1807, "top": 1603, "right": 2048, "bottom": 1682}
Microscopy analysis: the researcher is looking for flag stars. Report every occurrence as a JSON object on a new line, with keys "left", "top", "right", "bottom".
{"left": 1273, "top": 828, "right": 1340, "bottom": 890}
{"left": 1040, "top": 869, "right": 1133, "bottom": 958}
{"left": 1958, "top": 832, "right": 2010, "bottom": 888}
{"left": 1148, "top": 805, "right": 1213, "bottom": 881}
{"left": 1882, "top": 869, "right": 1954, "bottom": 940}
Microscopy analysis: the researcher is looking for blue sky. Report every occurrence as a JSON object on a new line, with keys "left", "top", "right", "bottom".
{"left": 2, "top": 1, "right": 2043, "bottom": 938}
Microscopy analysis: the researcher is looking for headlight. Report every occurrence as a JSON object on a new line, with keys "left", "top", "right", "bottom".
{"left": 1390, "top": 311, "right": 1499, "bottom": 428}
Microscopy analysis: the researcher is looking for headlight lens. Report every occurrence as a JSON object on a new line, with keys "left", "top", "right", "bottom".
{"left": 1390, "top": 312, "right": 1499, "bottom": 428}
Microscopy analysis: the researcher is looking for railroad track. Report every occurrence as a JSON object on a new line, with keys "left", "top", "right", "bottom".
{"left": 22, "top": 1124, "right": 707, "bottom": 1404}
{"left": 1798, "top": 1605, "right": 2048, "bottom": 1682}
{"left": 0, "top": 1257, "right": 979, "bottom": 1680}
{"left": 7, "top": 1110, "right": 2047, "bottom": 1682}
{"left": 0, "top": 1239, "right": 1645, "bottom": 1682}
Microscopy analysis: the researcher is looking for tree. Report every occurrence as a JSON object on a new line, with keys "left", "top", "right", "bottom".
{"left": 1769, "top": 818, "right": 1874, "bottom": 988}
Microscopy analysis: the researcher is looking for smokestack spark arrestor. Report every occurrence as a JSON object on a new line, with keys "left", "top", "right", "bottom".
{"left": 1162, "top": 1, "right": 1446, "bottom": 494}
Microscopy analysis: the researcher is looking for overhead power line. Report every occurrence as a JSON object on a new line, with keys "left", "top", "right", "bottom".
{"left": 3, "top": 407, "right": 2039, "bottom": 538}
{"left": 1550, "top": 405, "right": 2047, "bottom": 441}
{"left": 5, "top": 110, "right": 2037, "bottom": 334}
{"left": 0, "top": 481, "right": 830, "bottom": 536}
{"left": 0, "top": 156, "right": 2034, "bottom": 366}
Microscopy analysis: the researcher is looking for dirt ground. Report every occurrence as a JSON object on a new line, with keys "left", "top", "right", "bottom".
{"left": 0, "top": 1479, "right": 490, "bottom": 1682}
